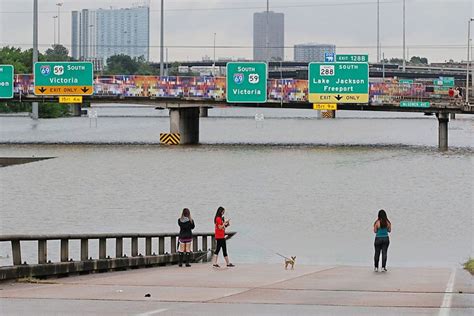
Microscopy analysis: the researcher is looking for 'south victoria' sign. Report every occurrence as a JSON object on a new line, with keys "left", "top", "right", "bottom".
{"left": 226, "top": 62, "right": 267, "bottom": 103}
{"left": 34, "top": 62, "right": 93, "bottom": 96}
{"left": 309, "top": 62, "right": 369, "bottom": 103}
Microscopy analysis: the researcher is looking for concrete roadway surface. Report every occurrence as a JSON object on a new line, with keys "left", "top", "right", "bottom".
{"left": 0, "top": 264, "right": 472, "bottom": 315}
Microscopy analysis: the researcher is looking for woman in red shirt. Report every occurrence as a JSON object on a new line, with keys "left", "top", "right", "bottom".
{"left": 212, "top": 206, "right": 235, "bottom": 268}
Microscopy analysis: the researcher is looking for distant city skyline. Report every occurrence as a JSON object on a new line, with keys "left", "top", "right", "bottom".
{"left": 0, "top": 0, "right": 472, "bottom": 63}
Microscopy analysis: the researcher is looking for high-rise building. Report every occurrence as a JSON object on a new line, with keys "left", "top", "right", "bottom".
{"left": 253, "top": 11, "right": 284, "bottom": 61}
{"left": 294, "top": 43, "right": 336, "bottom": 62}
{"left": 71, "top": 6, "right": 149, "bottom": 63}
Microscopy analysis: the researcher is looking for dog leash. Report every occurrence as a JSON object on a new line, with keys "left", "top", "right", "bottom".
{"left": 238, "top": 229, "right": 292, "bottom": 260}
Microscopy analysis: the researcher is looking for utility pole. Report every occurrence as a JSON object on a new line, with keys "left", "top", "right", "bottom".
{"left": 32, "top": 0, "right": 38, "bottom": 120}
{"left": 402, "top": 0, "right": 406, "bottom": 72}
{"left": 467, "top": 18, "right": 473, "bottom": 104}
{"left": 160, "top": 0, "right": 164, "bottom": 76}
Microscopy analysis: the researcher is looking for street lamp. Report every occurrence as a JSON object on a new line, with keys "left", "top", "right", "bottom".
{"left": 467, "top": 18, "right": 474, "bottom": 104}
{"left": 53, "top": 16, "right": 58, "bottom": 45}
{"left": 56, "top": 3, "right": 63, "bottom": 46}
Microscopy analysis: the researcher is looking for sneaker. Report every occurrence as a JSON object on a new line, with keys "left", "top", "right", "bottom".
{"left": 212, "top": 264, "right": 220, "bottom": 268}
{"left": 185, "top": 263, "right": 191, "bottom": 267}
{"left": 178, "top": 263, "right": 182, "bottom": 267}
{"left": 382, "top": 267, "right": 387, "bottom": 272}
{"left": 227, "top": 263, "right": 235, "bottom": 267}
{"left": 374, "top": 267, "right": 378, "bottom": 272}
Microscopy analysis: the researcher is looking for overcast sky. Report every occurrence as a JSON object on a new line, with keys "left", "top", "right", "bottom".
{"left": 0, "top": 0, "right": 473, "bottom": 63}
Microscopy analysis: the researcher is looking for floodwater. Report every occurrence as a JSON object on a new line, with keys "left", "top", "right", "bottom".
{"left": 0, "top": 106, "right": 472, "bottom": 268}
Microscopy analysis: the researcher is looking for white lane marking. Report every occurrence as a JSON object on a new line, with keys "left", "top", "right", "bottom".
{"left": 135, "top": 308, "right": 168, "bottom": 316}
{"left": 438, "top": 268, "right": 456, "bottom": 316}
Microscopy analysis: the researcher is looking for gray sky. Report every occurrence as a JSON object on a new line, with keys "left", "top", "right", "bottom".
{"left": 0, "top": 0, "right": 473, "bottom": 63}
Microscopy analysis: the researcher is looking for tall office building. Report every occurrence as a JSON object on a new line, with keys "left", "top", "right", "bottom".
{"left": 253, "top": 11, "right": 284, "bottom": 61}
{"left": 294, "top": 43, "right": 336, "bottom": 62}
{"left": 71, "top": 6, "right": 149, "bottom": 63}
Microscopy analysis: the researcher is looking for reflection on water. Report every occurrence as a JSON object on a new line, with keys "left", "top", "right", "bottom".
{"left": 0, "top": 108, "right": 472, "bottom": 267}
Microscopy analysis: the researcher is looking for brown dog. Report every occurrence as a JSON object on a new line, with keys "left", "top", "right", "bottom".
{"left": 284, "top": 256, "right": 296, "bottom": 270}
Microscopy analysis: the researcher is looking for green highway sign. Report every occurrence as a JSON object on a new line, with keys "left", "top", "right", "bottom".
{"left": 226, "top": 62, "right": 267, "bottom": 103}
{"left": 399, "top": 79, "right": 414, "bottom": 84}
{"left": 308, "top": 62, "right": 369, "bottom": 103}
{"left": 434, "top": 77, "right": 455, "bottom": 87}
{"left": 0, "top": 65, "right": 14, "bottom": 99}
{"left": 400, "top": 101, "right": 430, "bottom": 108}
{"left": 34, "top": 62, "right": 93, "bottom": 96}
{"left": 336, "top": 54, "right": 369, "bottom": 63}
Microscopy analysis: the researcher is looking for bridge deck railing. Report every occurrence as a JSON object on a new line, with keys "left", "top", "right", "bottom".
{"left": 11, "top": 74, "right": 466, "bottom": 104}
{"left": 0, "top": 232, "right": 236, "bottom": 280}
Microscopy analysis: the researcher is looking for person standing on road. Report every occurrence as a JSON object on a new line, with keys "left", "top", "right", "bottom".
{"left": 212, "top": 206, "right": 235, "bottom": 268}
{"left": 373, "top": 209, "right": 391, "bottom": 272}
{"left": 178, "top": 208, "right": 195, "bottom": 267}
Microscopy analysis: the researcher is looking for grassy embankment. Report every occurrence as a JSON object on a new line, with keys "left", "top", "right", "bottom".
{"left": 0, "top": 102, "right": 70, "bottom": 118}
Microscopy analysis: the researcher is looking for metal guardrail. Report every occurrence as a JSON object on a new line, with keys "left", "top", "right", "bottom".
{"left": 0, "top": 232, "right": 236, "bottom": 280}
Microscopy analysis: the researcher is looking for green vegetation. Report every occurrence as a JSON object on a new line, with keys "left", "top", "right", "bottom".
{"left": 38, "top": 103, "right": 70, "bottom": 118}
{"left": 105, "top": 54, "right": 154, "bottom": 75}
{"left": 0, "top": 45, "right": 71, "bottom": 73}
{"left": 0, "top": 45, "right": 196, "bottom": 76}
{"left": 0, "top": 102, "right": 31, "bottom": 113}
{"left": 0, "top": 102, "right": 70, "bottom": 118}
{"left": 380, "top": 56, "right": 429, "bottom": 65}
{"left": 464, "top": 258, "right": 474, "bottom": 275}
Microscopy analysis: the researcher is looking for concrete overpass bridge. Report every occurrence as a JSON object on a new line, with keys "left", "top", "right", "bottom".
{"left": 8, "top": 74, "right": 474, "bottom": 150}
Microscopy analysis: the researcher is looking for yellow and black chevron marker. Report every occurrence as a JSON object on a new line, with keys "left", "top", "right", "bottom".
{"left": 321, "top": 110, "right": 336, "bottom": 119}
{"left": 160, "top": 133, "right": 181, "bottom": 145}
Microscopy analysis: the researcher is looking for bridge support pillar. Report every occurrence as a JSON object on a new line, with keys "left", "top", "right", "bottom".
{"left": 69, "top": 104, "right": 82, "bottom": 117}
{"left": 170, "top": 107, "right": 200, "bottom": 145}
{"left": 437, "top": 113, "right": 449, "bottom": 151}
{"left": 199, "top": 107, "right": 208, "bottom": 117}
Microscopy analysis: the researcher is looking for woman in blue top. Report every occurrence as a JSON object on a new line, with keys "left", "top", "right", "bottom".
{"left": 373, "top": 209, "right": 391, "bottom": 272}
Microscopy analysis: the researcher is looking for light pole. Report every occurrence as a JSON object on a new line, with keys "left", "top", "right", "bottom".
{"left": 53, "top": 16, "right": 58, "bottom": 45}
{"left": 160, "top": 0, "right": 164, "bottom": 76}
{"left": 56, "top": 3, "right": 63, "bottom": 46}
{"left": 402, "top": 0, "right": 406, "bottom": 72}
{"left": 32, "top": 0, "right": 39, "bottom": 120}
{"left": 466, "top": 18, "right": 474, "bottom": 103}
{"left": 377, "top": 0, "right": 380, "bottom": 62}
{"left": 213, "top": 33, "right": 216, "bottom": 76}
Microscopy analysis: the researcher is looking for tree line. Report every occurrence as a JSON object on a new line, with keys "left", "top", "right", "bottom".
{"left": 0, "top": 45, "right": 187, "bottom": 75}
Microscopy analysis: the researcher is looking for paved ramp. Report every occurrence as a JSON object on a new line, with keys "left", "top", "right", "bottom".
{"left": 0, "top": 264, "right": 472, "bottom": 315}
